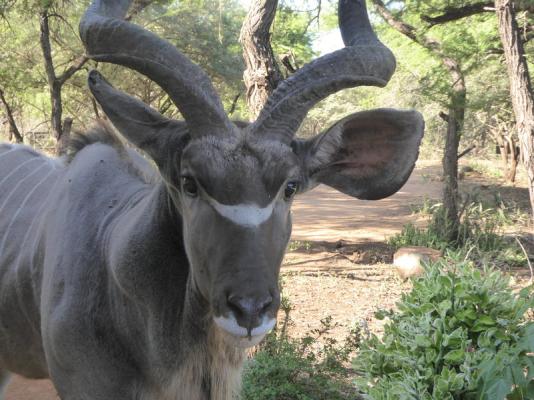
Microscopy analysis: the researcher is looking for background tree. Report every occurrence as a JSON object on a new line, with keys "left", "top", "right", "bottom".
{"left": 39, "top": 3, "right": 87, "bottom": 155}
{"left": 240, "top": 0, "right": 282, "bottom": 117}
{"left": 0, "top": 87, "right": 23, "bottom": 142}
{"left": 414, "top": 0, "right": 533, "bottom": 220}
{"left": 496, "top": 0, "right": 534, "bottom": 220}
{"left": 371, "top": 0, "right": 469, "bottom": 240}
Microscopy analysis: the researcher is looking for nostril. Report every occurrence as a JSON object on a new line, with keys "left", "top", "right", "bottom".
{"left": 227, "top": 294, "right": 273, "bottom": 319}
{"left": 259, "top": 296, "right": 273, "bottom": 313}
{"left": 227, "top": 295, "right": 245, "bottom": 317}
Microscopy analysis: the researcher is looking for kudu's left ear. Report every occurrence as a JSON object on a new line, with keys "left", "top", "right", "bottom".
{"left": 88, "top": 70, "right": 189, "bottom": 167}
{"left": 293, "top": 109, "right": 424, "bottom": 200}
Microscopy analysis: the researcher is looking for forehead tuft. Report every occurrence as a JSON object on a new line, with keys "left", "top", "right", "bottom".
{"left": 182, "top": 136, "right": 297, "bottom": 205}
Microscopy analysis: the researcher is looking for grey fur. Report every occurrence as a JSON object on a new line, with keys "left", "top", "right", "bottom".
{"left": 0, "top": 0, "right": 425, "bottom": 399}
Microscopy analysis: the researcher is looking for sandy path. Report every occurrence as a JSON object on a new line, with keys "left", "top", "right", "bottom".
{"left": 4, "top": 376, "right": 58, "bottom": 400}
{"left": 4, "top": 162, "right": 442, "bottom": 399}
{"left": 291, "top": 161, "right": 442, "bottom": 242}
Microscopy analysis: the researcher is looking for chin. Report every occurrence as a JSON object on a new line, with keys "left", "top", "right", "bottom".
{"left": 220, "top": 331, "right": 268, "bottom": 348}
{"left": 213, "top": 315, "right": 276, "bottom": 348}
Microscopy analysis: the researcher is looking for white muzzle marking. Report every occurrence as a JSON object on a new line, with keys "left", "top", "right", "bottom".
{"left": 214, "top": 315, "right": 276, "bottom": 348}
{"left": 208, "top": 198, "right": 275, "bottom": 228}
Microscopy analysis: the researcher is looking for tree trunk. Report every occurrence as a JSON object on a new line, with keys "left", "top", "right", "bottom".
{"left": 442, "top": 58, "right": 466, "bottom": 240}
{"left": 508, "top": 145, "right": 519, "bottom": 183}
{"left": 240, "top": 0, "right": 282, "bottom": 118}
{"left": 496, "top": 0, "right": 534, "bottom": 221}
{"left": 56, "top": 117, "right": 72, "bottom": 156}
{"left": 39, "top": 8, "right": 87, "bottom": 156}
{"left": 504, "top": 134, "right": 519, "bottom": 183}
{"left": 371, "top": 0, "right": 467, "bottom": 241}
{"left": 442, "top": 108, "right": 462, "bottom": 240}
{"left": 40, "top": 10, "right": 63, "bottom": 147}
{"left": 0, "top": 88, "right": 23, "bottom": 143}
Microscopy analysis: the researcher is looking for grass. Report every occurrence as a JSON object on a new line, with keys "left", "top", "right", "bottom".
{"left": 287, "top": 240, "right": 313, "bottom": 252}
{"left": 468, "top": 160, "right": 504, "bottom": 180}
{"left": 242, "top": 288, "right": 362, "bottom": 400}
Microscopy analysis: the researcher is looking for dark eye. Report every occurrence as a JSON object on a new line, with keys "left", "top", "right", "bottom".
{"left": 181, "top": 176, "right": 198, "bottom": 197}
{"left": 284, "top": 181, "right": 299, "bottom": 200}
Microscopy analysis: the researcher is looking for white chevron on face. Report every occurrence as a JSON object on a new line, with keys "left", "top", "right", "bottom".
{"left": 207, "top": 197, "right": 276, "bottom": 228}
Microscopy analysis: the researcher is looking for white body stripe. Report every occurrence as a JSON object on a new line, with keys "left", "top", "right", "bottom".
{"left": 0, "top": 147, "right": 17, "bottom": 161}
{"left": 0, "top": 157, "right": 41, "bottom": 187}
{"left": 0, "top": 168, "right": 56, "bottom": 256}
{"left": 208, "top": 198, "right": 275, "bottom": 227}
{"left": 0, "top": 161, "right": 46, "bottom": 216}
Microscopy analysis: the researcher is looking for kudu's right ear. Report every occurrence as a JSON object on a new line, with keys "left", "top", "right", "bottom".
{"left": 88, "top": 70, "right": 189, "bottom": 167}
{"left": 293, "top": 108, "right": 424, "bottom": 200}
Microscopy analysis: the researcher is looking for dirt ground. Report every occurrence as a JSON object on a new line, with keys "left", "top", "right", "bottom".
{"left": 4, "top": 160, "right": 532, "bottom": 400}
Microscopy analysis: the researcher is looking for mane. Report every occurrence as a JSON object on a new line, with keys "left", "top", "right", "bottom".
{"left": 66, "top": 119, "right": 125, "bottom": 163}
{"left": 66, "top": 119, "right": 156, "bottom": 183}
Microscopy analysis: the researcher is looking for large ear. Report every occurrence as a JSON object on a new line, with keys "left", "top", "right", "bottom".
{"left": 293, "top": 109, "right": 424, "bottom": 200}
{"left": 87, "top": 70, "right": 189, "bottom": 167}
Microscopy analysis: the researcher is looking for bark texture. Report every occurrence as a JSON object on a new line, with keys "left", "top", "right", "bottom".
{"left": 240, "top": 0, "right": 282, "bottom": 118}
{"left": 442, "top": 57, "right": 466, "bottom": 239}
{"left": 39, "top": 9, "right": 87, "bottom": 155}
{"left": 56, "top": 117, "right": 72, "bottom": 156}
{"left": 496, "top": 0, "right": 534, "bottom": 221}
{"left": 495, "top": 126, "right": 520, "bottom": 183}
{"left": 0, "top": 88, "right": 23, "bottom": 143}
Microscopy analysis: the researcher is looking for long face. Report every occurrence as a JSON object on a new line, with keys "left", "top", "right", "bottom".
{"left": 176, "top": 133, "right": 300, "bottom": 347}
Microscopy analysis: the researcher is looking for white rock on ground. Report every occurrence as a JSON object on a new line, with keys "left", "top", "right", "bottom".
{"left": 393, "top": 246, "right": 441, "bottom": 279}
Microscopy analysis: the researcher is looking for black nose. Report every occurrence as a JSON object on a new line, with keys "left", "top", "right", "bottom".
{"left": 227, "top": 294, "right": 273, "bottom": 330}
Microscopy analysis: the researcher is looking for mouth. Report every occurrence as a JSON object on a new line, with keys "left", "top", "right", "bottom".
{"left": 214, "top": 315, "right": 276, "bottom": 348}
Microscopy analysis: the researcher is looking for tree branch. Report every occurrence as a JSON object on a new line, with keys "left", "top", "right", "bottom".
{"left": 57, "top": 55, "right": 88, "bottom": 85}
{"left": 421, "top": 2, "right": 494, "bottom": 26}
{"left": 0, "top": 87, "right": 23, "bottom": 143}
{"left": 371, "top": 0, "right": 440, "bottom": 51}
{"left": 228, "top": 92, "right": 241, "bottom": 115}
{"left": 125, "top": 0, "right": 155, "bottom": 21}
{"left": 421, "top": 1, "right": 533, "bottom": 27}
{"left": 458, "top": 145, "right": 476, "bottom": 159}
{"left": 39, "top": 10, "right": 57, "bottom": 91}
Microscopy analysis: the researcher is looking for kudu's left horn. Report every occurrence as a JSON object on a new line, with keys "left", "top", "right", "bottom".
{"left": 79, "top": 0, "right": 233, "bottom": 136}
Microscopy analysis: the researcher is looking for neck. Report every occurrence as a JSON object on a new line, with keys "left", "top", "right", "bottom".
{"left": 106, "top": 181, "right": 187, "bottom": 305}
{"left": 105, "top": 181, "right": 245, "bottom": 399}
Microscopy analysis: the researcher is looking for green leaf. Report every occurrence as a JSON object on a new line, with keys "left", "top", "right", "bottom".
{"left": 415, "top": 335, "right": 432, "bottom": 348}
{"left": 443, "top": 349, "right": 465, "bottom": 364}
{"left": 477, "top": 315, "right": 496, "bottom": 326}
{"left": 518, "top": 324, "right": 534, "bottom": 352}
{"left": 438, "top": 299, "right": 452, "bottom": 317}
{"left": 486, "top": 379, "right": 512, "bottom": 400}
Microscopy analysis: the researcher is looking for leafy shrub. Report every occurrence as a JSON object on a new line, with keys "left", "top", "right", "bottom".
{"left": 242, "top": 297, "right": 361, "bottom": 400}
{"left": 353, "top": 258, "right": 534, "bottom": 400}
{"left": 389, "top": 201, "right": 527, "bottom": 267}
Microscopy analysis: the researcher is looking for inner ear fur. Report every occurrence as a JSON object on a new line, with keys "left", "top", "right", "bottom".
{"left": 294, "top": 108, "right": 424, "bottom": 200}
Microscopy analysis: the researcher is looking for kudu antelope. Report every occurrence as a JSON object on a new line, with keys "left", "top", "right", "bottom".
{"left": 0, "top": 0, "right": 423, "bottom": 398}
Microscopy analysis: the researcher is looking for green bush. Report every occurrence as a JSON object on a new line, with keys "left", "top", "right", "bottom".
{"left": 242, "top": 299, "right": 361, "bottom": 400}
{"left": 352, "top": 258, "right": 534, "bottom": 400}
{"left": 389, "top": 201, "right": 527, "bottom": 268}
